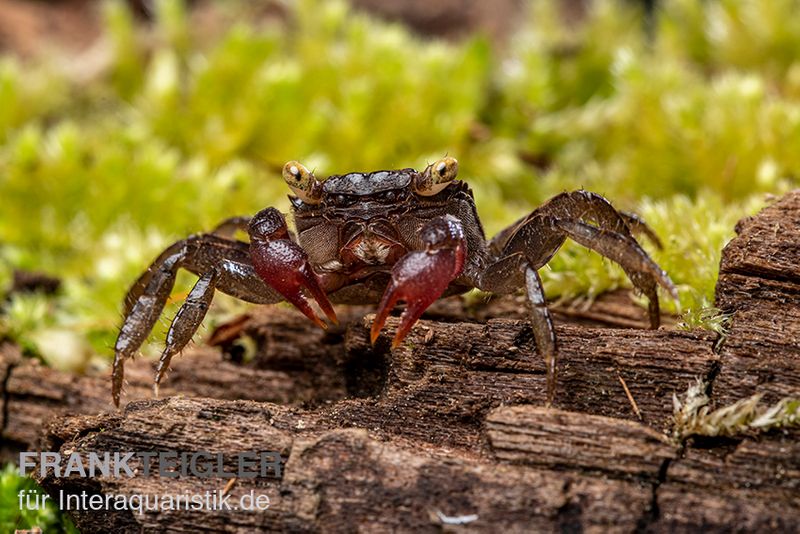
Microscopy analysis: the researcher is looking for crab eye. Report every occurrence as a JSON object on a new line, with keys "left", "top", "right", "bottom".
{"left": 414, "top": 156, "right": 459, "bottom": 196}
{"left": 282, "top": 161, "right": 322, "bottom": 204}
{"left": 433, "top": 157, "right": 458, "bottom": 181}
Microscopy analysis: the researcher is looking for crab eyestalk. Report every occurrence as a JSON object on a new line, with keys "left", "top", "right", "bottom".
{"left": 283, "top": 161, "right": 323, "bottom": 204}
{"left": 414, "top": 156, "right": 459, "bottom": 196}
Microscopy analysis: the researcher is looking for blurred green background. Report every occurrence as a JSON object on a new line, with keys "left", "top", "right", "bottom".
{"left": 1, "top": 0, "right": 799, "bottom": 530}
{"left": 1, "top": 0, "right": 798, "bottom": 372}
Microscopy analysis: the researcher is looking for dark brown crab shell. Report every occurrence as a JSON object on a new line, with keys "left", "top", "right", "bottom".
{"left": 321, "top": 169, "right": 417, "bottom": 195}
{"left": 289, "top": 168, "right": 422, "bottom": 212}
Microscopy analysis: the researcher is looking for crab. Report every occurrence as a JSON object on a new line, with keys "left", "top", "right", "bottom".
{"left": 111, "top": 157, "right": 678, "bottom": 407}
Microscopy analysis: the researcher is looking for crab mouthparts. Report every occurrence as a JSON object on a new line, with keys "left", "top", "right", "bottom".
{"left": 344, "top": 235, "right": 403, "bottom": 266}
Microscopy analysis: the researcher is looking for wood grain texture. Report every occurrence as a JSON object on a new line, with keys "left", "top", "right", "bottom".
{"left": 715, "top": 190, "right": 800, "bottom": 405}
{"left": 658, "top": 428, "right": 800, "bottom": 531}
{"left": 485, "top": 405, "right": 676, "bottom": 480}
{"left": 38, "top": 397, "right": 658, "bottom": 533}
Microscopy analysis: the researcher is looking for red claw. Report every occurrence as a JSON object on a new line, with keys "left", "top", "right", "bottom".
{"left": 252, "top": 239, "right": 338, "bottom": 328}
{"left": 371, "top": 216, "right": 466, "bottom": 348}
{"left": 249, "top": 209, "right": 337, "bottom": 329}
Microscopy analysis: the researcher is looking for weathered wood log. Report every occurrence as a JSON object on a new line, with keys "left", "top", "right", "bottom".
{"left": 0, "top": 292, "right": 703, "bottom": 456}
{"left": 485, "top": 405, "right": 676, "bottom": 480}
{"left": 658, "top": 427, "right": 800, "bottom": 532}
{"left": 0, "top": 314, "right": 717, "bottom": 456}
{"left": 0, "top": 341, "right": 341, "bottom": 459}
{"left": 34, "top": 397, "right": 800, "bottom": 532}
{"left": 37, "top": 398, "right": 665, "bottom": 533}
{"left": 714, "top": 191, "right": 800, "bottom": 406}
{"left": 3, "top": 190, "right": 798, "bottom": 532}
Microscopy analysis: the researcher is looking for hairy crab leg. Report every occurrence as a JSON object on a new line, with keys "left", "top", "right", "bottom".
{"left": 154, "top": 268, "right": 220, "bottom": 397}
{"left": 112, "top": 234, "right": 283, "bottom": 407}
{"left": 113, "top": 252, "right": 182, "bottom": 407}
{"left": 552, "top": 218, "right": 678, "bottom": 325}
{"left": 490, "top": 190, "right": 661, "bottom": 254}
{"left": 122, "top": 241, "right": 185, "bottom": 317}
{"left": 371, "top": 215, "right": 466, "bottom": 348}
{"left": 122, "top": 216, "right": 252, "bottom": 317}
{"left": 502, "top": 214, "right": 677, "bottom": 326}
{"left": 525, "top": 267, "right": 557, "bottom": 405}
{"left": 484, "top": 191, "right": 676, "bottom": 406}
{"left": 248, "top": 208, "right": 338, "bottom": 329}
{"left": 619, "top": 211, "right": 663, "bottom": 250}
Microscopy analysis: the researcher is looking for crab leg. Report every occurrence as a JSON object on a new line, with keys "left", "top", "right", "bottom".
{"left": 112, "top": 234, "right": 283, "bottom": 407}
{"left": 484, "top": 190, "right": 676, "bottom": 406}
{"left": 552, "top": 218, "right": 676, "bottom": 326}
{"left": 619, "top": 211, "right": 663, "bottom": 250}
{"left": 122, "top": 241, "right": 185, "bottom": 317}
{"left": 154, "top": 268, "right": 220, "bottom": 396}
{"left": 500, "top": 210, "right": 677, "bottom": 327}
{"left": 489, "top": 190, "right": 662, "bottom": 255}
{"left": 248, "top": 208, "right": 338, "bottom": 329}
{"left": 525, "top": 267, "right": 557, "bottom": 404}
{"left": 480, "top": 253, "right": 557, "bottom": 404}
{"left": 122, "top": 215, "right": 252, "bottom": 316}
{"left": 371, "top": 215, "right": 466, "bottom": 348}
{"left": 113, "top": 252, "right": 182, "bottom": 407}
{"left": 211, "top": 216, "right": 252, "bottom": 238}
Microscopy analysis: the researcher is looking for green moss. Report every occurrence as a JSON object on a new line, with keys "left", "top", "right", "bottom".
{"left": 0, "top": 464, "right": 79, "bottom": 533}
{"left": 0, "top": 0, "right": 796, "bottom": 372}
